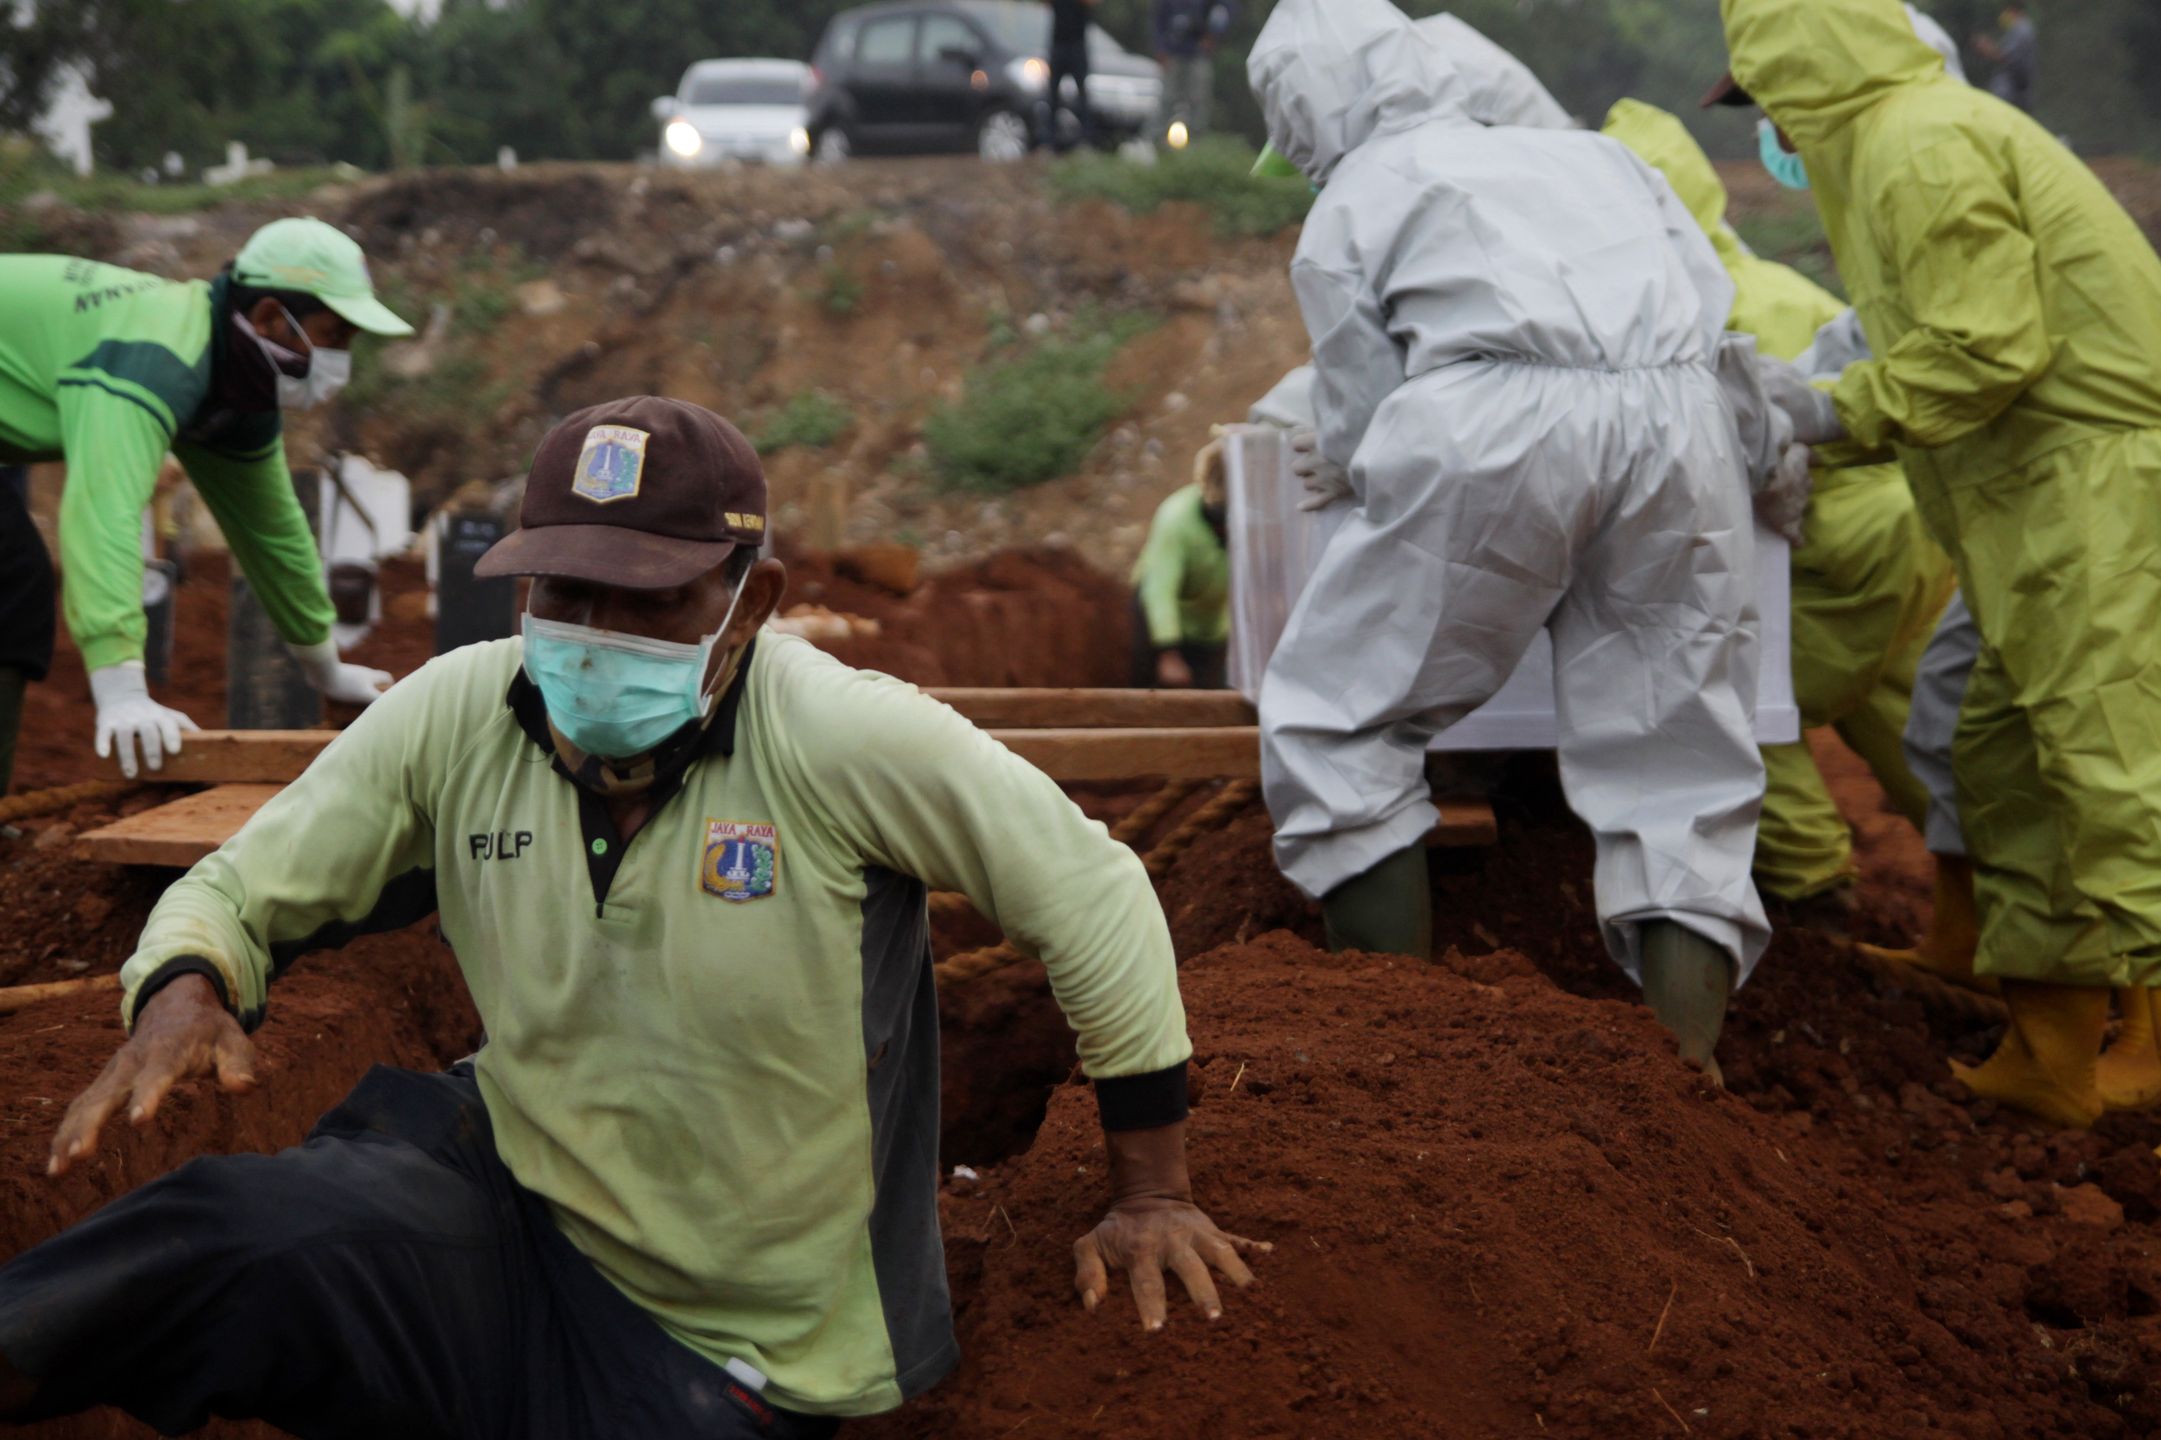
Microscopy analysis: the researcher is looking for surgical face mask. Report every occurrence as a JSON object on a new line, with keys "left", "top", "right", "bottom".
{"left": 520, "top": 570, "right": 751, "bottom": 759}
{"left": 290, "top": 345, "right": 351, "bottom": 410}
{"left": 237, "top": 304, "right": 350, "bottom": 410}
{"left": 1758, "top": 119, "right": 1810, "bottom": 191}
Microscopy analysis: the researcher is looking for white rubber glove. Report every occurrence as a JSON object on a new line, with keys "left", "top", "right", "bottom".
{"left": 1288, "top": 427, "right": 1353, "bottom": 513}
{"left": 1759, "top": 357, "right": 1848, "bottom": 446}
{"left": 89, "top": 662, "right": 199, "bottom": 779}
{"left": 1755, "top": 443, "right": 1815, "bottom": 548}
{"left": 287, "top": 637, "right": 393, "bottom": 706}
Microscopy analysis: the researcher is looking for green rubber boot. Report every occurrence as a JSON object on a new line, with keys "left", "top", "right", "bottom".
{"left": 0, "top": 666, "right": 25, "bottom": 799}
{"left": 1320, "top": 844, "right": 1433, "bottom": 960}
{"left": 1640, "top": 920, "right": 1735, "bottom": 1085}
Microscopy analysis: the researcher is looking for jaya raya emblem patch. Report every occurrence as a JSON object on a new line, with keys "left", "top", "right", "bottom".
{"left": 702, "top": 819, "right": 778, "bottom": 903}
{"left": 572, "top": 424, "right": 649, "bottom": 504}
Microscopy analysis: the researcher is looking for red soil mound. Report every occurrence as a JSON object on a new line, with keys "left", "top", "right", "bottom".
{"left": 868, "top": 929, "right": 2161, "bottom": 1440}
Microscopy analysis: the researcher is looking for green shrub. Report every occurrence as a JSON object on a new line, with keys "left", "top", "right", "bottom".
{"left": 924, "top": 313, "right": 1154, "bottom": 493}
{"left": 815, "top": 262, "right": 863, "bottom": 315}
{"left": 1046, "top": 135, "right": 1313, "bottom": 237}
{"left": 755, "top": 390, "right": 854, "bottom": 454}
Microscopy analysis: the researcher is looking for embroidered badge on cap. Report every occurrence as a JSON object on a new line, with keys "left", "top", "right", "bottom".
{"left": 702, "top": 819, "right": 778, "bottom": 902}
{"left": 572, "top": 425, "right": 650, "bottom": 504}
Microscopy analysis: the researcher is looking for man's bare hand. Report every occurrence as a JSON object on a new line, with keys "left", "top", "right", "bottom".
{"left": 49, "top": 974, "right": 256, "bottom": 1177}
{"left": 1154, "top": 650, "right": 1194, "bottom": 689}
{"left": 1074, "top": 1195, "right": 1266, "bottom": 1329}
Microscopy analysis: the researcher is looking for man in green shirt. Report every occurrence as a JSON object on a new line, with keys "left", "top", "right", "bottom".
{"left": 0, "top": 397, "right": 1260, "bottom": 1436}
{"left": 0, "top": 217, "right": 411, "bottom": 786}
{"left": 1130, "top": 437, "right": 1231, "bottom": 688}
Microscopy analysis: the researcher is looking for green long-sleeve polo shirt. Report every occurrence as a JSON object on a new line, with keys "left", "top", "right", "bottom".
{"left": 1130, "top": 483, "right": 1230, "bottom": 649}
{"left": 0, "top": 255, "right": 332, "bottom": 671}
{"left": 119, "top": 633, "right": 1193, "bottom": 1415}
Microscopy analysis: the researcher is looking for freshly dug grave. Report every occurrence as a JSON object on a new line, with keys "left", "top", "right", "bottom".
{"left": 14, "top": 540, "right": 2161, "bottom": 1438}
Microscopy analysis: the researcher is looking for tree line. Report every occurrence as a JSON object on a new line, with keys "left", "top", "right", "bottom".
{"left": 3, "top": 0, "right": 2157, "bottom": 177}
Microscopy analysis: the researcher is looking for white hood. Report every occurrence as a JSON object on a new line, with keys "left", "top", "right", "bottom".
{"left": 1247, "top": 0, "right": 1468, "bottom": 185}
{"left": 1413, "top": 13, "right": 1575, "bottom": 129}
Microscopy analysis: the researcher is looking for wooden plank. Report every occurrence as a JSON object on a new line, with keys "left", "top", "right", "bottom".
{"left": 87, "top": 747, "right": 1498, "bottom": 871}
{"left": 933, "top": 688, "right": 1256, "bottom": 730}
{"left": 153, "top": 710, "right": 1268, "bottom": 785}
{"left": 152, "top": 732, "right": 330, "bottom": 785}
{"left": 996, "top": 728, "right": 1259, "bottom": 782}
{"left": 75, "top": 784, "right": 281, "bottom": 867}
{"left": 1426, "top": 797, "right": 1499, "bottom": 849}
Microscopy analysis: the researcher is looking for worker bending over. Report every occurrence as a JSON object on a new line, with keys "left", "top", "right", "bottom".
{"left": 0, "top": 399, "right": 1259, "bottom": 1436}
{"left": 1131, "top": 438, "right": 1231, "bottom": 689}
{"left": 1722, "top": 0, "right": 2161, "bottom": 1126}
{"left": 1248, "top": 0, "right": 1774, "bottom": 1078}
{"left": 0, "top": 218, "right": 404, "bottom": 781}
{"left": 1601, "top": 99, "right": 1956, "bottom": 923}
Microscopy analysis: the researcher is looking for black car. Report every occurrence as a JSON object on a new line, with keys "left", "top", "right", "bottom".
{"left": 807, "top": 0, "right": 1164, "bottom": 162}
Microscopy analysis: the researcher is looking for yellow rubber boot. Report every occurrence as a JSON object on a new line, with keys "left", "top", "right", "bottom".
{"left": 1857, "top": 856, "right": 1994, "bottom": 996}
{"left": 1950, "top": 981, "right": 2108, "bottom": 1129}
{"left": 2097, "top": 988, "right": 2161, "bottom": 1112}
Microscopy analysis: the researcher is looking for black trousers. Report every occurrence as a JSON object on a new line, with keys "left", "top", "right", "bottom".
{"left": 1046, "top": 38, "right": 1093, "bottom": 151}
{"left": 0, "top": 1066, "right": 842, "bottom": 1440}
{"left": 0, "top": 467, "right": 54, "bottom": 682}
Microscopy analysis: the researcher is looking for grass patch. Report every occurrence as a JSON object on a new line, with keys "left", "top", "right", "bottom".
{"left": 755, "top": 390, "right": 854, "bottom": 454}
{"left": 815, "top": 262, "right": 864, "bottom": 316}
{"left": 1046, "top": 135, "right": 1313, "bottom": 237}
{"left": 0, "top": 144, "right": 351, "bottom": 216}
{"left": 925, "top": 311, "right": 1156, "bottom": 493}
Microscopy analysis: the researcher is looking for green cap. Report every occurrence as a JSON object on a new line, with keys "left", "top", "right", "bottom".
{"left": 233, "top": 217, "right": 413, "bottom": 338}
{"left": 1251, "top": 142, "right": 1301, "bottom": 180}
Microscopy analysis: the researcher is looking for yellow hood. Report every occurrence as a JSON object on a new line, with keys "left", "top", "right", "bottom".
{"left": 1721, "top": 0, "right": 1951, "bottom": 150}
{"left": 1600, "top": 99, "right": 1728, "bottom": 242}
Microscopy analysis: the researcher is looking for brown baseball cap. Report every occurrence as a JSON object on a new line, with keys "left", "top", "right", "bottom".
{"left": 1700, "top": 71, "right": 1755, "bottom": 108}
{"left": 475, "top": 396, "right": 767, "bottom": 588}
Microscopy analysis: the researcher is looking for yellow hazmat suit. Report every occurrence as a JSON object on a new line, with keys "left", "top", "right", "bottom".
{"left": 1725, "top": 0, "right": 2161, "bottom": 1127}
{"left": 1601, "top": 98, "right": 1955, "bottom": 903}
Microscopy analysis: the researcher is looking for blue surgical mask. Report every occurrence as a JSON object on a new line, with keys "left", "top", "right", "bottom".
{"left": 520, "top": 572, "right": 751, "bottom": 759}
{"left": 1758, "top": 118, "right": 1809, "bottom": 191}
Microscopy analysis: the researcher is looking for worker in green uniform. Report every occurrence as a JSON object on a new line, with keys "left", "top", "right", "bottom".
{"left": 1719, "top": 0, "right": 2161, "bottom": 1127}
{"left": 0, "top": 397, "right": 1261, "bottom": 1437}
{"left": 1131, "top": 436, "right": 1231, "bottom": 689}
{"left": 1600, "top": 98, "right": 1957, "bottom": 921}
{"left": 0, "top": 217, "right": 411, "bottom": 783}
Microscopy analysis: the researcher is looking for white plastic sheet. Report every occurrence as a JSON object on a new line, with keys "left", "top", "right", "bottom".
{"left": 1223, "top": 424, "right": 1800, "bottom": 748}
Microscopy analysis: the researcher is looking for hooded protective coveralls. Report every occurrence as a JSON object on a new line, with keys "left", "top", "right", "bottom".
{"left": 1251, "top": 0, "right": 1770, "bottom": 981}
{"left": 1412, "top": 13, "right": 1574, "bottom": 130}
{"left": 1724, "top": 0, "right": 2161, "bottom": 986}
{"left": 1601, "top": 99, "right": 1957, "bottom": 903}
{"left": 1724, "top": 0, "right": 2161, "bottom": 1124}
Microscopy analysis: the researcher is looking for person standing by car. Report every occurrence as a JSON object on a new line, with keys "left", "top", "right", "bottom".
{"left": 1046, "top": 0, "right": 1099, "bottom": 152}
{"left": 1974, "top": 1, "right": 2037, "bottom": 113}
{"left": 1153, "top": 0, "right": 1236, "bottom": 139}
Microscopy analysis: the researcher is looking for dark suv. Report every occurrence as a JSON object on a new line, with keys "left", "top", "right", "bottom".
{"left": 807, "top": 0, "right": 1164, "bottom": 162}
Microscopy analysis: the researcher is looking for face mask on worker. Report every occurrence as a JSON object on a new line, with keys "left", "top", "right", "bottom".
{"left": 520, "top": 568, "right": 752, "bottom": 760}
{"left": 236, "top": 304, "right": 351, "bottom": 411}
{"left": 1757, "top": 119, "right": 1810, "bottom": 191}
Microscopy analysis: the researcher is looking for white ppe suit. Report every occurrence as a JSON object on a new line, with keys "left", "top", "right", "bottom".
{"left": 1249, "top": 0, "right": 1771, "bottom": 979}
{"left": 1413, "top": 13, "right": 1576, "bottom": 130}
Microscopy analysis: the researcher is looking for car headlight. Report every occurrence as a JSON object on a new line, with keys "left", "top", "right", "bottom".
{"left": 1008, "top": 56, "right": 1050, "bottom": 93}
{"left": 789, "top": 126, "right": 811, "bottom": 156}
{"left": 664, "top": 119, "right": 703, "bottom": 158}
